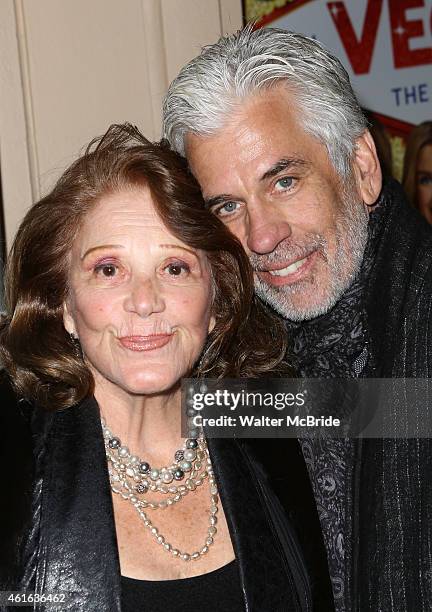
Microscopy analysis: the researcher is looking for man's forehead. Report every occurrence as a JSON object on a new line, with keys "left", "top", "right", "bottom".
{"left": 186, "top": 125, "right": 317, "bottom": 190}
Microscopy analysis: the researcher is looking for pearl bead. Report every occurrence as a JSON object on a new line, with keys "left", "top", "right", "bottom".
{"left": 210, "top": 516, "right": 217, "bottom": 526}
{"left": 173, "top": 469, "right": 184, "bottom": 481}
{"left": 200, "top": 546, "right": 209, "bottom": 555}
{"left": 139, "top": 462, "right": 150, "bottom": 474}
{"left": 172, "top": 549, "right": 179, "bottom": 557}
{"left": 206, "top": 537, "right": 213, "bottom": 546}
{"left": 182, "top": 553, "right": 190, "bottom": 561}
{"left": 174, "top": 450, "right": 184, "bottom": 462}
{"left": 186, "top": 439, "right": 199, "bottom": 449}
{"left": 108, "top": 437, "right": 120, "bottom": 449}
{"left": 161, "top": 470, "right": 173, "bottom": 484}
{"left": 184, "top": 449, "right": 196, "bottom": 461}
{"left": 191, "top": 552, "right": 200, "bottom": 560}
{"left": 208, "top": 526, "right": 217, "bottom": 536}
{"left": 118, "top": 446, "right": 129, "bottom": 457}
{"left": 150, "top": 469, "right": 160, "bottom": 481}
{"left": 180, "top": 461, "right": 192, "bottom": 472}
{"left": 129, "top": 455, "right": 139, "bottom": 464}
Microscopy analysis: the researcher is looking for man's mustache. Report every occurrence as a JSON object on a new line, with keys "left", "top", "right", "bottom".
{"left": 249, "top": 235, "right": 327, "bottom": 271}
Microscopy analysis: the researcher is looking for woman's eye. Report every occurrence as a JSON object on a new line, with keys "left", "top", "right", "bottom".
{"left": 214, "top": 201, "right": 239, "bottom": 217}
{"left": 94, "top": 263, "right": 118, "bottom": 277}
{"left": 166, "top": 262, "right": 190, "bottom": 276}
{"left": 274, "top": 177, "right": 294, "bottom": 191}
{"left": 418, "top": 175, "right": 432, "bottom": 186}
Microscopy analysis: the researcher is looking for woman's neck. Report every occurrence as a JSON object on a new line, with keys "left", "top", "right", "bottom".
{"left": 94, "top": 376, "right": 183, "bottom": 466}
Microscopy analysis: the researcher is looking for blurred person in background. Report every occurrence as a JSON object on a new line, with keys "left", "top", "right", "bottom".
{"left": 403, "top": 121, "right": 432, "bottom": 224}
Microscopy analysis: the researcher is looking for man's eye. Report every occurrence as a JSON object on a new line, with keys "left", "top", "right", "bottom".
{"left": 95, "top": 263, "right": 118, "bottom": 277}
{"left": 166, "top": 262, "right": 190, "bottom": 276}
{"left": 274, "top": 177, "right": 294, "bottom": 191}
{"left": 214, "top": 201, "right": 239, "bottom": 217}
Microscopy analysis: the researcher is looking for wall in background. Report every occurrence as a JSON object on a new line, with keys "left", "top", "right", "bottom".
{"left": 0, "top": 0, "right": 243, "bottom": 249}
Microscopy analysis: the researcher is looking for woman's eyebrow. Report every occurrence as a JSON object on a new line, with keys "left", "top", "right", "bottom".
{"left": 158, "top": 244, "right": 200, "bottom": 259}
{"left": 81, "top": 244, "right": 124, "bottom": 260}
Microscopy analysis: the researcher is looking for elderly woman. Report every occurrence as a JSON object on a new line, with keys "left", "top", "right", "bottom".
{"left": 0, "top": 124, "right": 330, "bottom": 611}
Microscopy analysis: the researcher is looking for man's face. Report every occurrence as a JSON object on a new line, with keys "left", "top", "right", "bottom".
{"left": 186, "top": 87, "right": 371, "bottom": 321}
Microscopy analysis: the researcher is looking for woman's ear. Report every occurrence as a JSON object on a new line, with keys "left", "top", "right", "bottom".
{"left": 352, "top": 130, "right": 383, "bottom": 206}
{"left": 63, "top": 301, "right": 77, "bottom": 337}
{"left": 208, "top": 314, "right": 216, "bottom": 334}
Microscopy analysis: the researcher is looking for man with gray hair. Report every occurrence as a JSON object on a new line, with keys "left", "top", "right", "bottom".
{"left": 163, "top": 26, "right": 432, "bottom": 611}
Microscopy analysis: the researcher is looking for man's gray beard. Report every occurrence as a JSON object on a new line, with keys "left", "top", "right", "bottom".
{"left": 250, "top": 188, "right": 369, "bottom": 322}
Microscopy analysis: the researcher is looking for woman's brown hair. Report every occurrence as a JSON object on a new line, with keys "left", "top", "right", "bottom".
{"left": 0, "top": 123, "right": 288, "bottom": 410}
{"left": 402, "top": 121, "right": 432, "bottom": 208}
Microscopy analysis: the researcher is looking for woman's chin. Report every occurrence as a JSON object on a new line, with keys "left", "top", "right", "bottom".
{"left": 114, "top": 371, "right": 184, "bottom": 397}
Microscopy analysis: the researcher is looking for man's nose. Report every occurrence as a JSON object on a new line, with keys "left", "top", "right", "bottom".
{"left": 124, "top": 278, "right": 165, "bottom": 317}
{"left": 246, "top": 205, "right": 292, "bottom": 255}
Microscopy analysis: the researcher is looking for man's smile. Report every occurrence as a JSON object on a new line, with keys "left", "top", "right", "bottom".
{"left": 256, "top": 251, "right": 318, "bottom": 287}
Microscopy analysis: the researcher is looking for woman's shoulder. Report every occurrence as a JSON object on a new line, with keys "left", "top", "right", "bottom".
{"left": 0, "top": 371, "right": 35, "bottom": 589}
{"left": 0, "top": 370, "right": 32, "bottom": 433}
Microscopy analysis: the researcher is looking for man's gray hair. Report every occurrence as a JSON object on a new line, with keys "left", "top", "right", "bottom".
{"left": 163, "top": 26, "right": 367, "bottom": 177}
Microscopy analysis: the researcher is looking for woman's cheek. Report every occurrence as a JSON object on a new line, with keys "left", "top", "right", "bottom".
{"left": 73, "top": 289, "right": 115, "bottom": 330}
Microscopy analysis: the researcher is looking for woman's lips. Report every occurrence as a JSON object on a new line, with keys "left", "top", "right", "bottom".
{"left": 119, "top": 334, "right": 173, "bottom": 352}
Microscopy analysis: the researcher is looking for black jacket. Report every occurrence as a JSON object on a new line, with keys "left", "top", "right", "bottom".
{"left": 285, "top": 179, "right": 432, "bottom": 611}
{"left": 354, "top": 180, "right": 432, "bottom": 610}
{"left": 0, "top": 378, "right": 333, "bottom": 611}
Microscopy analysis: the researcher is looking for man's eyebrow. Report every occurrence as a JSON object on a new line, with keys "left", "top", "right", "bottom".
{"left": 203, "top": 158, "right": 308, "bottom": 209}
{"left": 260, "top": 157, "right": 308, "bottom": 182}
{"left": 204, "top": 195, "right": 235, "bottom": 210}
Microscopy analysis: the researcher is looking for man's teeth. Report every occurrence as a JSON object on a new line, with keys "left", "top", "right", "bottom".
{"left": 268, "top": 256, "right": 308, "bottom": 277}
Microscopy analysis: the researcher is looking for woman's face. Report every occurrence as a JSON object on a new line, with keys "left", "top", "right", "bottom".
{"left": 63, "top": 186, "right": 214, "bottom": 397}
{"left": 416, "top": 143, "right": 432, "bottom": 224}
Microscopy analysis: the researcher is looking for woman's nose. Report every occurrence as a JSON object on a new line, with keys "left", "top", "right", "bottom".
{"left": 123, "top": 278, "right": 165, "bottom": 317}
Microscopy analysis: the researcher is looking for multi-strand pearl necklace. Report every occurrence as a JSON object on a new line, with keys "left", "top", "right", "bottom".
{"left": 101, "top": 417, "right": 218, "bottom": 561}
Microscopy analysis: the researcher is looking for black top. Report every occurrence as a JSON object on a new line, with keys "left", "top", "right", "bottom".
{"left": 120, "top": 559, "right": 245, "bottom": 611}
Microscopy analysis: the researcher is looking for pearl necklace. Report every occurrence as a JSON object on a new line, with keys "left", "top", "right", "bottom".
{"left": 101, "top": 417, "right": 219, "bottom": 561}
